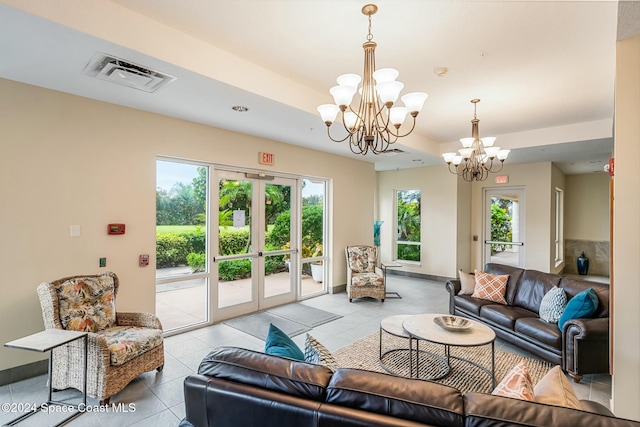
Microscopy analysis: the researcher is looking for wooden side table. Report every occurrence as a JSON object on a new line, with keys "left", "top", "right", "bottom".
{"left": 4, "top": 329, "right": 88, "bottom": 426}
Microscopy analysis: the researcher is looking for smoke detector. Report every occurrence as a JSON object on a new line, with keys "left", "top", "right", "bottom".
{"left": 84, "top": 53, "right": 176, "bottom": 93}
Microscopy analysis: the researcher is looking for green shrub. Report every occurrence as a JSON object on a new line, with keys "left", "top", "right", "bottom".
{"left": 219, "top": 230, "right": 251, "bottom": 255}
{"left": 156, "top": 233, "right": 190, "bottom": 267}
{"left": 183, "top": 228, "right": 206, "bottom": 253}
{"left": 218, "top": 259, "right": 251, "bottom": 281}
{"left": 266, "top": 205, "right": 323, "bottom": 248}
{"left": 186, "top": 252, "right": 206, "bottom": 272}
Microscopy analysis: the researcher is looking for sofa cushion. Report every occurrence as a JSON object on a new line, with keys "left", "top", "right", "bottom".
{"left": 485, "top": 263, "right": 525, "bottom": 305}
{"left": 534, "top": 365, "right": 581, "bottom": 409}
{"left": 515, "top": 318, "right": 562, "bottom": 349}
{"left": 471, "top": 270, "right": 508, "bottom": 305}
{"left": 55, "top": 274, "right": 116, "bottom": 332}
{"left": 304, "top": 334, "right": 339, "bottom": 372}
{"left": 513, "top": 269, "right": 562, "bottom": 313}
{"left": 326, "top": 368, "right": 465, "bottom": 426}
{"left": 539, "top": 286, "right": 567, "bottom": 323}
{"left": 99, "top": 326, "right": 163, "bottom": 366}
{"left": 480, "top": 305, "right": 537, "bottom": 331}
{"left": 198, "top": 346, "right": 332, "bottom": 401}
{"left": 264, "top": 323, "right": 305, "bottom": 361}
{"left": 454, "top": 295, "right": 496, "bottom": 316}
{"left": 491, "top": 361, "right": 534, "bottom": 401}
{"left": 558, "top": 288, "right": 599, "bottom": 330}
{"left": 458, "top": 270, "right": 475, "bottom": 295}
{"left": 560, "top": 278, "right": 609, "bottom": 318}
{"left": 351, "top": 272, "right": 384, "bottom": 287}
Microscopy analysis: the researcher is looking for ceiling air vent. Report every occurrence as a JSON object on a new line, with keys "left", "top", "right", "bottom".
{"left": 84, "top": 53, "right": 176, "bottom": 93}
{"left": 380, "top": 148, "right": 406, "bottom": 156}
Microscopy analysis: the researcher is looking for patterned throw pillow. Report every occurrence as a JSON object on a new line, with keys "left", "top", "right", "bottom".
{"left": 492, "top": 361, "right": 535, "bottom": 401}
{"left": 458, "top": 269, "right": 475, "bottom": 295}
{"left": 56, "top": 274, "right": 116, "bottom": 332}
{"left": 539, "top": 286, "right": 567, "bottom": 323}
{"left": 471, "top": 270, "right": 508, "bottom": 305}
{"left": 304, "top": 334, "right": 339, "bottom": 372}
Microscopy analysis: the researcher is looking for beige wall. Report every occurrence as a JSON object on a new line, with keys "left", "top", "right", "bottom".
{"left": 376, "top": 166, "right": 460, "bottom": 278}
{"left": 565, "top": 173, "right": 610, "bottom": 241}
{"left": 612, "top": 34, "right": 640, "bottom": 421}
{"left": 0, "top": 78, "right": 375, "bottom": 371}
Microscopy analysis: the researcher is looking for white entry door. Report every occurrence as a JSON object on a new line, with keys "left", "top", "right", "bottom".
{"left": 484, "top": 187, "right": 525, "bottom": 267}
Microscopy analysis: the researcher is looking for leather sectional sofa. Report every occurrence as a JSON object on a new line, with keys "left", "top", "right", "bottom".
{"left": 179, "top": 346, "right": 639, "bottom": 427}
{"left": 446, "top": 263, "right": 609, "bottom": 381}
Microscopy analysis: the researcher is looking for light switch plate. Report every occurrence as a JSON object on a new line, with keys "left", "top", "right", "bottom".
{"left": 70, "top": 225, "right": 81, "bottom": 237}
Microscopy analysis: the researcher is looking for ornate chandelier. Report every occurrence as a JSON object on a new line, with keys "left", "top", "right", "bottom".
{"left": 442, "top": 99, "right": 510, "bottom": 182}
{"left": 317, "top": 4, "right": 428, "bottom": 155}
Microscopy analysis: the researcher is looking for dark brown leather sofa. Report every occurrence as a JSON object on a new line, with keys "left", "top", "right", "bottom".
{"left": 446, "top": 263, "right": 610, "bottom": 381}
{"left": 179, "top": 346, "right": 640, "bottom": 427}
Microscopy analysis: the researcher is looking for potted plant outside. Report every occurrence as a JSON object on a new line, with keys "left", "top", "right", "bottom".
{"left": 310, "top": 243, "right": 323, "bottom": 283}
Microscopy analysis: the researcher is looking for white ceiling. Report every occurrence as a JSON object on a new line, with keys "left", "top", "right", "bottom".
{"left": 0, "top": 0, "right": 618, "bottom": 173}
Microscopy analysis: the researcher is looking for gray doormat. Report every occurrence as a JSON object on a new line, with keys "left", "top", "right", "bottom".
{"left": 224, "top": 311, "right": 311, "bottom": 341}
{"left": 267, "top": 304, "right": 343, "bottom": 328}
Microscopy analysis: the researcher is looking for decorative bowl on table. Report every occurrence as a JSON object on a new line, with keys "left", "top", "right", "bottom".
{"left": 433, "top": 316, "right": 473, "bottom": 332}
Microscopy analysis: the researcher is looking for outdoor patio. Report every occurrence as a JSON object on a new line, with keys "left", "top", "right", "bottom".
{"left": 156, "top": 268, "right": 324, "bottom": 331}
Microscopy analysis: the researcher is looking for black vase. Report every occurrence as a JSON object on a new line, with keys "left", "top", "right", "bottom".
{"left": 577, "top": 252, "right": 590, "bottom": 275}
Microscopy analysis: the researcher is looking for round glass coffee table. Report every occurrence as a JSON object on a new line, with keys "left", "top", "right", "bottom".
{"left": 402, "top": 313, "right": 496, "bottom": 387}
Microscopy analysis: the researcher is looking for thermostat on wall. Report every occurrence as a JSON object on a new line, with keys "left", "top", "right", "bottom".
{"left": 108, "top": 223, "right": 126, "bottom": 235}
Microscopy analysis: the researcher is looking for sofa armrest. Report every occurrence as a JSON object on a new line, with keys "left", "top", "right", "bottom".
{"left": 445, "top": 280, "right": 461, "bottom": 315}
{"left": 580, "top": 400, "right": 615, "bottom": 416}
{"left": 116, "top": 312, "right": 163, "bottom": 330}
{"left": 563, "top": 317, "right": 609, "bottom": 378}
{"left": 183, "top": 375, "right": 211, "bottom": 427}
{"left": 445, "top": 279, "right": 461, "bottom": 296}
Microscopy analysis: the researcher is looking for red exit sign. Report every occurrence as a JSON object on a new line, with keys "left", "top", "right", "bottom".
{"left": 495, "top": 175, "right": 509, "bottom": 184}
{"left": 259, "top": 152, "right": 274, "bottom": 165}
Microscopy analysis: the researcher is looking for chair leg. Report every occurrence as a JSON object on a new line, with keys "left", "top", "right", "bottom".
{"left": 569, "top": 373, "right": 583, "bottom": 383}
{"left": 381, "top": 299, "right": 385, "bottom": 303}
{"left": 156, "top": 365, "right": 164, "bottom": 372}
{"left": 100, "top": 397, "right": 110, "bottom": 405}
{"left": 349, "top": 298, "right": 352, "bottom": 302}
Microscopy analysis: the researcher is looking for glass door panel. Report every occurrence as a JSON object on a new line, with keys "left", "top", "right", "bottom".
{"left": 260, "top": 178, "right": 296, "bottom": 305}
{"left": 300, "top": 179, "right": 326, "bottom": 297}
{"left": 484, "top": 188, "right": 525, "bottom": 267}
{"left": 155, "top": 159, "right": 209, "bottom": 332}
{"left": 216, "top": 173, "right": 257, "bottom": 312}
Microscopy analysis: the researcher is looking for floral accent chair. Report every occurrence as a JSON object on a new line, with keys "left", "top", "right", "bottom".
{"left": 345, "top": 245, "right": 385, "bottom": 302}
{"left": 37, "top": 272, "right": 164, "bottom": 404}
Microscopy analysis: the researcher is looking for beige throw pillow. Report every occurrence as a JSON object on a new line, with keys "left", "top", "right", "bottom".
{"left": 458, "top": 269, "right": 476, "bottom": 295}
{"left": 534, "top": 365, "right": 582, "bottom": 409}
{"left": 471, "top": 270, "right": 508, "bottom": 305}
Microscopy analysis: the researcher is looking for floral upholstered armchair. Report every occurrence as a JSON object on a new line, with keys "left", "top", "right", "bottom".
{"left": 345, "top": 245, "right": 385, "bottom": 302}
{"left": 37, "top": 272, "right": 164, "bottom": 404}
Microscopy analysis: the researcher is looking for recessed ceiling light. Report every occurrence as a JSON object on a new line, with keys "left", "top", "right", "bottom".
{"left": 232, "top": 105, "right": 249, "bottom": 112}
{"left": 434, "top": 66, "right": 449, "bottom": 77}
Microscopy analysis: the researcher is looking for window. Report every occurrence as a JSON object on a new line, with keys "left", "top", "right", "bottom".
{"left": 395, "top": 189, "right": 421, "bottom": 262}
{"left": 554, "top": 187, "right": 564, "bottom": 267}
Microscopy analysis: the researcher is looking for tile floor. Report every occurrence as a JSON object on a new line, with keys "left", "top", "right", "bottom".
{"left": 0, "top": 276, "right": 612, "bottom": 426}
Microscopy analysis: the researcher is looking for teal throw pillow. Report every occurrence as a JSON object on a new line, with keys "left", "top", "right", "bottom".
{"left": 558, "top": 288, "right": 599, "bottom": 330}
{"left": 264, "top": 323, "right": 305, "bottom": 361}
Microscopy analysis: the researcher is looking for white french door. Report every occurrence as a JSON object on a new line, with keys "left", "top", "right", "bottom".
{"left": 212, "top": 170, "right": 297, "bottom": 321}
{"left": 484, "top": 187, "right": 525, "bottom": 267}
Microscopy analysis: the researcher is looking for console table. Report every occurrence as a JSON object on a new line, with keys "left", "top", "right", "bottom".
{"left": 4, "top": 329, "right": 88, "bottom": 426}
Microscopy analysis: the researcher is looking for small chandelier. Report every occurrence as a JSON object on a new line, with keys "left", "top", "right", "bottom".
{"left": 317, "top": 4, "right": 428, "bottom": 155}
{"left": 442, "top": 99, "right": 510, "bottom": 181}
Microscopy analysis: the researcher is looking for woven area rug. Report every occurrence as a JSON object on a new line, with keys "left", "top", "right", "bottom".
{"left": 334, "top": 331, "right": 553, "bottom": 394}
